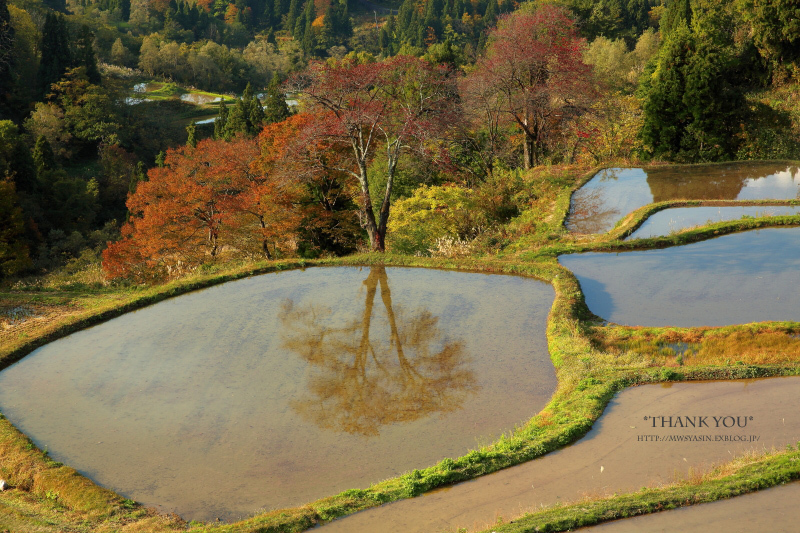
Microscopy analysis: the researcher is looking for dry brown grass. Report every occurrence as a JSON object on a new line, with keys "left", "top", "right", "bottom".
{"left": 589, "top": 324, "right": 800, "bottom": 368}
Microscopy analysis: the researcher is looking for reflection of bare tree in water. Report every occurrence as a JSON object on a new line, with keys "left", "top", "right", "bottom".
{"left": 566, "top": 187, "right": 620, "bottom": 233}
{"left": 279, "top": 267, "right": 478, "bottom": 437}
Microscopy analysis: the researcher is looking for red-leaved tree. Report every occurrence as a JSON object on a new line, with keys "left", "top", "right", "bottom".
{"left": 103, "top": 137, "right": 299, "bottom": 281}
{"left": 259, "top": 112, "right": 362, "bottom": 255}
{"left": 290, "top": 55, "right": 460, "bottom": 251}
{"left": 468, "top": 5, "right": 594, "bottom": 169}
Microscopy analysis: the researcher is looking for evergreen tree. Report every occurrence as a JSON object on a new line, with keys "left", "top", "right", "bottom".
{"left": 0, "top": 0, "right": 14, "bottom": 89}
{"left": 263, "top": 72, "right": 289, "bottom": 124}
{"left": 75, "top": 26, "right": 101, "bottom": 85}
{"left": 38, "top": 13, "right": 72, "bottom": 98}
{"left": 42, "top": 0, "right": 67, "bottom": 13}
{"left": 273, "top": 0, "right": 284, "bottom": 24}
{"left": 261, "top": 0, "right": 274, "bottom": 27}
{"left": 300, "top": 0, "right": 316, "bottom": 56}
{"left": 483, "top": 0, "right": 497, "bottom": 25}
{"left": 33, "top": 135, "right": 56, "bottom": 177}
{"left": 321, "top": 2, "right": 339, "bottom": 48}
{"left": 0, "top": 178, "right": 32, "bottom": 278}
{"left": 0, "top": 121, "right": 35, "bottom": 194}
{"left": 224, "top": 83, "right": 264, "bottom": 137}
{"left": 186, "top": 121, "right": 197, "bottom": 147}
{"left": 214, "top": 100, "right": 229, "bottom": 139}
{"left": 129, "top": 161, "right": 147, "bottom": 196}
{"left": 0, "top": 0, "right": 14, "bottom": 106}
{"left": 286, "top": 0, "right": 301, "bottom": 33}
{"left": 661, "top": 0, "right": 692, "bottom": 35}
{"left": 641, "top": 19, "right": 746, "bottom": 161}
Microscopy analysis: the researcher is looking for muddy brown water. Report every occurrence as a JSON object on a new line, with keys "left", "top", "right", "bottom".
{"left": 317, "top": 377, "right": 800, "bottom": 533}
{"left": 0, "top": 267, "right": 556, "bottom": 522}
{"left": 582, "top": 481, "right": 800, "bottom": 532}
{"left": 559, "top": 227, "right": 800, "bottom": 327}
{"left": 626, "top": 205, "right": 800, "bottom": 240}
{"left": 566, "top": 163, "right": 800, "bottom": 234}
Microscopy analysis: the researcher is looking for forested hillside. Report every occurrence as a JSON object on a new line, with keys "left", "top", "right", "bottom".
{"left": 0, "top": 0, "right": 798, "bottom": 283}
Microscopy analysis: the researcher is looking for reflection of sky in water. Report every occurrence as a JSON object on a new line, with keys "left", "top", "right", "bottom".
{"left": 560, "top": 227, "right": 800, "bottom": 326}
{"left": 738, "top": 167, "right": 800, "bottom": 196}
{"left": 0, "top": 267, "right": 555, "bottom": 523}
{"left": 567, "top": 164, "right": 800, "bottom": 234}
{"left": 627, "top": 205, "right": 800, "bottom": 239}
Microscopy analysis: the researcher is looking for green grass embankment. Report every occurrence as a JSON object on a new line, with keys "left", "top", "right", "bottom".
{"left": 3, "top": 160, "right": 800, "bottom": 532}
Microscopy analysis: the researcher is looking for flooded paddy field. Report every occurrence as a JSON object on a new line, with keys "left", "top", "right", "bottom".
{"left": 318, "top": 377, "right": 800, "bottom": 533}
{"left": 583, "top": 482, "right": 800, "bottom": 532}
{"left": 626, "top": 205, "right": 800, "bottom": 239}
{"left": 559, "top": 227, "right": 800, "bottom": 327}
{"left": 566, "top": 163, "right": 800, "bottom": 234}
{"left": 0, "top": 267, "right": 556, "bottom": 522}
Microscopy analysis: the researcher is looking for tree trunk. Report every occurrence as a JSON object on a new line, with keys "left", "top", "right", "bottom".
{"left": 259, "top": 216, "right": 273, "bottom": 260}
{"left": 523, "top": 134, "right": 534, "bottom": 170}
{"left": 372, "top": 229, "right": 386, "bottom": 252}
{"left": 356, "top": 160, "right": 383, "bottom": 252}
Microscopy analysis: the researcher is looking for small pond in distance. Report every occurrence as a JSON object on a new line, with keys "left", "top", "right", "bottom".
{"left": 626, "top": 205, "right": 800, "bottom": 239}
{"left": 567, "top": 163, "right": 800, "bottom": 234}
{"left": 0, "top": 267, "right": 556, "bottom": 522}
{"left": 559, "top": 227, "right": 800, "bottom": 327}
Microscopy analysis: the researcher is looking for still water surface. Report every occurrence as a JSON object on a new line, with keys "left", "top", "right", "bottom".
{"left": 319, "top": 377, "right": 800, "bottom": 533}
{"left": 626, "top": 205, "right": 800, "bottom": 239}
{"left": 559, "top": 227, "right": 800, "bottom": 327}
{"left": 583, "top": 482, "right": 800, "bottom": 532}
{"left": 567, "top": 163, "right": 800, "bottom": 234}
{"left": 0, "top": 267, "right": 556, "bottom": 522}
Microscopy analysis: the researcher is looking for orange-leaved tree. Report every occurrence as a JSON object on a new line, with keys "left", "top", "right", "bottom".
{"left": 103, "top": 136, "right": 300, "bottom": 281}
{"left": 258, "top": 112, "right": 362, "bottom": 255}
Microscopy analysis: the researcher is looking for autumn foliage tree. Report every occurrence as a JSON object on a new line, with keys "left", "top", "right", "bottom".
{"left": 290, "top": 55, "right": 459, "bottom": 251}
{"left": 258, "top": 112, "right": 362, "bottom": 255}
{"left": 468, "top": 5, "right": 594, "bottom": 169}
{"left": 103, "top": 136, "right": 299, "bottom": 281}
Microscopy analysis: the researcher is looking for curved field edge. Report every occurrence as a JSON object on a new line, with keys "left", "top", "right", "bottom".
{"left": 2, "top": 257, "right": 800, "bottom": 533}
{"left": 0, "top": 160, "right": 798, "bottom": 532}
{"left": 474, "top": 448, "right": 800, "bottom": 533}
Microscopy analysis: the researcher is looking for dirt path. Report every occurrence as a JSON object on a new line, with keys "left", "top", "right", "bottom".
{"left": 318, "top": 377, "right": 800, "bottom": 533}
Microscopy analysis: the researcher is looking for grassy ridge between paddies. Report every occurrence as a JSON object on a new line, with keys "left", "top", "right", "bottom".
{"left": 1, "top": 160, "right": 800, "bottom": 533}
{"left": 474, "top": 448, "right": 800, "bottom": 533}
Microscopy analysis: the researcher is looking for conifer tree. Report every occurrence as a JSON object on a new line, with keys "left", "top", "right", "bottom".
{"left": 0, "top": 178, "right": 31, "bottom": 278}
{"left": 0, "top": 0, "right": 13, "bottom": 91}
{"left": 214, "top": 100, "right": 228, "bottom": 139}
{"left": 661, "top": 0, "right": 692, "bottom": 35}
{"left": 483, "top": 0, "right": 497, "bottom": 25}
{"left": 286, "top": 0, "right": 301, "bottom": 33}
{"left": 641, "top": 2, "right": 748, "bottom": 161}
{"left": 130, "top": 161, "right": 147, "bottom": 194}
{"left": 224, "top": 83, "right": 265, "bottom": 137}
{"left": 186, "top": 121, "right": 197, "bottom": 147}
{"left": 75, "top": 26, "right": 101, "bottom": 84}
{"left": 38, "top": 13, "right": 72, "bottom": 98}
{"left": 33, "top": 135, "right": 55, "bottom": 177}
{"left": 263, "top": 72, "right": 289, "bottom": 124}
{"left": 300, "top": 0, "right": 316, "bottom": 56}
